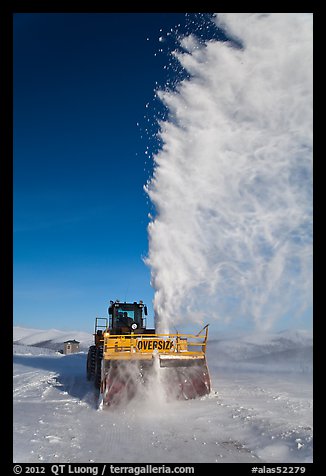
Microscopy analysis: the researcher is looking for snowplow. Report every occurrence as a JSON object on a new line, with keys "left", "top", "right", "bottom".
{"left": 86, "top": 300, "right": 211, "bottom": 406}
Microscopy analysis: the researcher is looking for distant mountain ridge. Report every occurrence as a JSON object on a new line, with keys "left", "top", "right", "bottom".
{"left": 13, "top": 326, "right": 312, "bottom": 374}
{"left": 207, "top": 329, "right": 312, "bottom": 373}
{"left": 13, "top": 326, "right": 93, "bottom": 351}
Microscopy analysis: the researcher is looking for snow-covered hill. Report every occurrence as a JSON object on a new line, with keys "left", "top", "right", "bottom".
{"left": 207, "top": 329, "right": 313, "bottom": 373}
{"left": 13, "top": 326, "right": 93, "bottom": 352}
{"left": 13, "top": 326, "right": 313, "bottom": 464}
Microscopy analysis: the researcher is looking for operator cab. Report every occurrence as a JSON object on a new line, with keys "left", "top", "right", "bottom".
{"left": 108, "top": 300, "right": 151, "bottom": 335}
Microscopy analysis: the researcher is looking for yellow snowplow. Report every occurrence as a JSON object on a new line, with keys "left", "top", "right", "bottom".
{"left": 86, "top": 300, "right": 211, "bottom": 406}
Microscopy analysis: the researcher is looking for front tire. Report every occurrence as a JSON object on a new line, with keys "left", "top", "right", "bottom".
{"left": 94, "top": 346, "right": 103, "bottom": 389}
{"left": 86, "top": 345, "right": 96, "bottom": 380}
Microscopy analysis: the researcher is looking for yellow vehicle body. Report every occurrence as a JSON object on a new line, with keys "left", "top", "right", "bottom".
{"left": 103, "top": 329, "right": 208, "bottom": 361}
{"left": 86, "top": 302, "right": 211, "bottom": 406}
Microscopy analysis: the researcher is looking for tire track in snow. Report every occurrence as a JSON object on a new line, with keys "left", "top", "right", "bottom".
{"left": 211, "top": 372, "right": 313, "bottom": 463}
{"left": 13, "top": 344, "right": 312, "bottom": 463}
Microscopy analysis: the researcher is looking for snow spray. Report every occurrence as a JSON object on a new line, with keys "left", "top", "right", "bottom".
{"left": 145, "top": 13, "right": 313, "bottom": 333}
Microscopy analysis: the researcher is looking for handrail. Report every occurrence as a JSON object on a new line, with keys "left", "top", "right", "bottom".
{"left": 95, "top": 317, "right": 108, "bottom": 334}
{"left": 103, "top": 330, "right": 209, "bottom": 339}
{"left": 103, "top": 333, "right": 208, "bottom": 341}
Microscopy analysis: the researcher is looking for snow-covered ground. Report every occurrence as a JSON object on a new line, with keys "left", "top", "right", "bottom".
{"left": 13, "top": 327, "right": 313, "bottom": 463}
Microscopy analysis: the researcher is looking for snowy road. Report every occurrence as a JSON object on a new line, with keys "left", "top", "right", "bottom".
{"left": 13, "top": 342, "right": 312, "bottom": 464}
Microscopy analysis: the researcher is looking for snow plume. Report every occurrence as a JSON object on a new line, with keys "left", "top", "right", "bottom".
{"left": 145, "top": 14, "right": 313, "bottom": 333}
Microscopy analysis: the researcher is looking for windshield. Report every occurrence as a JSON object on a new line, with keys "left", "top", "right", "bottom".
{"left": 114, "top": 304, "right": 143, "bottom": 327}
{"left": 117, "top": 309, "right": 135, "bottom": 320}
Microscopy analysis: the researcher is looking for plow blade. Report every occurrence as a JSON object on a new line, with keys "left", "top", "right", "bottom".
{"left": 101, "top": 360, "right": 151, "bottom": 406}
{"left": 100, "top": 355, "right": 210, "bottom": 406}
{"left": 99, "top": 327, "right": 211, "bottom": 406}
{"left": 159, "top": 356, "right": 211, "bottom": 400}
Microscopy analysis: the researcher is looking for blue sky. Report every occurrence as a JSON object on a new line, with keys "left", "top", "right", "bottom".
{"left": 14, "top": 13, "right": 199, "bottom": 332}
{"left": 13, "top": 13, "right": 312, "bottom": 335}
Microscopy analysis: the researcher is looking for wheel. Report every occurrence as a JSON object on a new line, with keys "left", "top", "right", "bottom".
{"left": 94, "top": 346, "right": 103, "bottom": 389}
{"left": 86, "top": 346, "right": 96, "bottom": 380}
